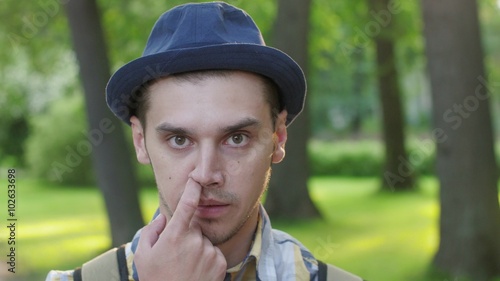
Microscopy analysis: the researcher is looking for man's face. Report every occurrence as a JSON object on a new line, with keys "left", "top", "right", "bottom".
{"left": 130, "top": 71, "right": 287, "bottom": 245}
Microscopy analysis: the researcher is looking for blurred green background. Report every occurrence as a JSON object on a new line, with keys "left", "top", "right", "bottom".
{"left": 1, "top": 0, "right": 500, "bottom": 280}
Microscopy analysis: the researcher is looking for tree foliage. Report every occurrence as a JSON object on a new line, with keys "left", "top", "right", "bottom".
{"left": 25, "top": 93, "right": 95, "bottom": 185}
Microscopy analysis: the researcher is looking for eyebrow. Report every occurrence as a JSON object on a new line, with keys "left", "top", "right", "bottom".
{"left": 155, "top": 123, "right": 191, "bottom": 135}
{"left": 154, "top": 118, "right": 261, "bottom": 136}
{"left": 220, "top": 117, "right": 261, "bottom": 133}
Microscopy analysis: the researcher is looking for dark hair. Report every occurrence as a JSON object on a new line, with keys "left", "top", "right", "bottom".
{"left": 134, "top": 70, "right": 282, "bottom": 129}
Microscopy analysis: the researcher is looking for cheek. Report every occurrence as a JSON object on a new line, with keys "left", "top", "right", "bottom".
{"left": 223, "top": 147, "right": 272, "bottom": 181}
{"left": 150, "top": 155, "right": 190, "bottom": 199}
{"left": 148, "top": 144, "right": 192, "bottom": 178}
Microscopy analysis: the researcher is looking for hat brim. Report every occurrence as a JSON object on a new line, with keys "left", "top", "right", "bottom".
{"left": 105, "top": 43, "right": 306, "bottom": 126}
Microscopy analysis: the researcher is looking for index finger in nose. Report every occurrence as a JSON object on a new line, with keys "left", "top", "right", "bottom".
{"left": 168, "top": 178, "right": 201, "bottom": 234}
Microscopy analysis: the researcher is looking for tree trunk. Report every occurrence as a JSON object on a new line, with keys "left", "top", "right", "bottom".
{"left": 265, "top": 0, "right": 320, "bottom": 219}
{"left": 64, "top": 0, "right": 144, "bottom": 247}
{"left": 421, "top": 0, "right": 500, "bottom": 279}
{"left": 370, "top": 0, "right": 414, "bottom": 191}
{"left": 350, "top": 46, "right": 366, "bottom": 137}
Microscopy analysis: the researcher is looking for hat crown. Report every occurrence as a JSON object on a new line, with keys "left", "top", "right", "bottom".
{"left": 144, "top": 2, "right": 265, "bottom": 56}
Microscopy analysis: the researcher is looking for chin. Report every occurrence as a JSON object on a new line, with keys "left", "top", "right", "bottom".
{"left": 199, "top": 219, "right": 241, "bottom": 246}
{"left": 203, "top": 229, "right": 233, "bottom": 246}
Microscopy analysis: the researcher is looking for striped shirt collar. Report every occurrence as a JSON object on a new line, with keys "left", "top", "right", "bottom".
{"left": 130, "top": 204, "right": 318, "bottom": 280}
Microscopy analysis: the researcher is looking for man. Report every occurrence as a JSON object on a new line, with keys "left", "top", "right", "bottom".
{"left": 46, "top": 2, "right": 364, "bottom": 281}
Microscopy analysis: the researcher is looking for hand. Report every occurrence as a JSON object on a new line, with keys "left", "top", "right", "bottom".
{"left": 134, "top": 179, "right": 227, "bottom": 281}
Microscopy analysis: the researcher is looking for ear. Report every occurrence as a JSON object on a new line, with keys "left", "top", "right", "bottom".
{"left": 272, "top": 110, "right": 288, "bottom": 164}
{"left": 130, "top": 116, "right": 151, "bottom": 164}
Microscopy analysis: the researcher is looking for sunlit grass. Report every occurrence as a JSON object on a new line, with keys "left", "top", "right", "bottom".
{"left": 272, "top": 177, "right": 440, "bottom": 280}
{"left": 7, "top": 176, "right": 496, "bottom": 280}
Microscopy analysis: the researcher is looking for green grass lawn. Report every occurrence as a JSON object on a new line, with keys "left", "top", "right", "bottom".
{"left": 284, "top": 177, "right": 440, "bottom": 280}
{"left": 2, "top": 176, "right": 492, "bottom": 280}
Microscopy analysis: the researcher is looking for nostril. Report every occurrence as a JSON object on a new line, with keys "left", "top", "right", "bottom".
{"left": 203, "top": 182, "right": 221, "bottom": 189}
{"left": 189, "top": 170, "right": 224, "bottom": 188}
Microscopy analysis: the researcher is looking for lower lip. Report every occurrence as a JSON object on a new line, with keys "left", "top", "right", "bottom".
{"left": 196, "top": 205, "right": 230, "bottom": 218}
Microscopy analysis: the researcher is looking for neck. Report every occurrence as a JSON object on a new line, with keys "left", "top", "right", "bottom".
{"left": 217, "top": 205, "right": 260, "bottom": 268}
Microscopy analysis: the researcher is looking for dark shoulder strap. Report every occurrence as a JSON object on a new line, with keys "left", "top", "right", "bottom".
{"left": 117, "top": 245, "right": 129, "bottom": 280}
{"left": 318, "top": 260, "right": 328, "bottom": 281}
{"left": 317, "top": 260, "right": 365, "bottom": 281}
{"left": 73, "top": 244, "right": 129, "bottom": 281}
{"left": 73, "top": 267, "right": 82, "bottom": 281}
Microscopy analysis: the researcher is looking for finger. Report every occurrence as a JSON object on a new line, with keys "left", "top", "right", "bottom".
{"left": 137, "top": 213, "right": 167, "bottom": 251}
{"left": 212, "top": 246, "right": 228, "bottom": 279}
{"left": 168, "top": 178, "right": 202, "bottom": 234}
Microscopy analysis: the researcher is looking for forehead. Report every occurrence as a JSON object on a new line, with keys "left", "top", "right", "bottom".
{"left": 145, "top": 71, "right": 272, "bottom": 130}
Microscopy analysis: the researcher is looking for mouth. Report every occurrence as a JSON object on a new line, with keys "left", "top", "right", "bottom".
{"left": 199, "top": 198, "right": 227, "bottom": 206}
{"left": 196, "top": 199, "right": 230, "bottom": 218}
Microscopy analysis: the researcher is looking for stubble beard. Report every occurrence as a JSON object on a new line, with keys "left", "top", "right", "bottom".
{"left": 157, "top": 169, "right": 271, "bottom": 246}
{"left": 158, "top": 186, "right": 266, "bottom": 246}
{"left": 201, "top": 171, "right": 270, "bottom": 245}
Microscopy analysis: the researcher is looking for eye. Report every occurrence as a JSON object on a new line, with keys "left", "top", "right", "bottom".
{"left": 167, "top": 136, "right": 192, "bottom": 149}
{"left": 225, "top": 133, "right": 249, "bottom": 147}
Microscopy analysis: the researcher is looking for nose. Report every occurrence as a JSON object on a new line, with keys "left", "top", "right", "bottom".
{"left": 189, "top": 144, "right": 224, "bottom": 188}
